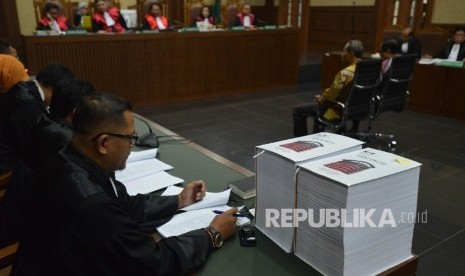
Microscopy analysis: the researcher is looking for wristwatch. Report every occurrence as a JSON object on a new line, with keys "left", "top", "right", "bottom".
{"left": 206, "top": 226, "right": 223, "bottom": 248}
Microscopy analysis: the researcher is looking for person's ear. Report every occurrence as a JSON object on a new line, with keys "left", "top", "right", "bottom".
{"left": 95, "top": 134, "right": 109, "bottom": 155}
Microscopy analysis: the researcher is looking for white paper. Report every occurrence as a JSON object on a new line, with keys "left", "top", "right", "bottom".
{"left": 257, "top": 132, "right": 363, "bottom": 163}
{"left": 299, "top": 148, "right": 422, "bottom": 186}
{"left": 161, "top": 185, "right": 231, "bottom": 211}
{"left": 123, "top": 171, "right": 183, "bottom": 196}
{"left": 157, "top": 205, "right": 249, "bottom": 237}
{"left": 115, "top": 158, "right": 172, "bottom": 183}
{"left": 127, "top": 149, "right": 158, "bottom": 163}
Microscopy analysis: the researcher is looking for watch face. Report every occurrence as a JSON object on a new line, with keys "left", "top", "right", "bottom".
{"left": 214, "top": 234, "right": 223, "bottom": 247}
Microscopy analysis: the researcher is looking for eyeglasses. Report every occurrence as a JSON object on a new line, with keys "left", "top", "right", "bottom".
{"left": 92, "top": 132, "right": 139, "bottom": 145}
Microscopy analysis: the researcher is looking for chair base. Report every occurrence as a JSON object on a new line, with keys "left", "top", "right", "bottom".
{"left": 354, "top": 131, "right": 397, "bottom": 152}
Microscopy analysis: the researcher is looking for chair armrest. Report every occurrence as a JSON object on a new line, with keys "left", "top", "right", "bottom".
{"left": 0, "top": 242, "right": 18, "bottom": 269}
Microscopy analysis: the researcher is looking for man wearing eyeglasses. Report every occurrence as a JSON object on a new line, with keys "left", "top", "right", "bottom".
{"left": 14, "top": 93, "right": 238, "bottom": 275}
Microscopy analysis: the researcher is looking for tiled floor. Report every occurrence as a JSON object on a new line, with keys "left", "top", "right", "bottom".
{"left": 136, "top": 81, "right": 465, "bottom": 275}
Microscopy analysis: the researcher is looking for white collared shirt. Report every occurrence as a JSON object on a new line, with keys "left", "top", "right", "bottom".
{"left": 32, "top": 80, "right": 50, "bottom": 113}
{"left": 243, "top": 16, "right": 251, "bottom": 27}
{"left": 156, "top": 17, "right": 166, "bottom": 30}
{"left": 448, "top": 44, "right": 460, "bottom": 61}
{"left": 109, "top": 177, "right": 118, "bottom": 197}
{"left": 401, "top": 42, "right": 408, "bottom": 54}
{"left": 103, "top": 11, "right": 115, "bottom": 27}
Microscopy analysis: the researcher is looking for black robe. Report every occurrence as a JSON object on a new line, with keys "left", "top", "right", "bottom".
{"left": 13, "top": 144, "right": 213, "bottom": 275}
{"left": 435, "top": 42, "right": 465, "bottom": 61}
{"left": 0, "top": 81, "right": 47, "bottom": 174}
{"left": 0, "top": 115, "right": 73, "bottom": 247}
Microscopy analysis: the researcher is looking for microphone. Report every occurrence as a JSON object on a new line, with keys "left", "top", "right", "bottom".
{"left": 173, "top": 20, "right": 184, "bottom": 28}
{"left": 256, "top": 19, "right": 268, "bottom": 27}
{"left": 136, "top": 118, "right": 159, "bottom": 148}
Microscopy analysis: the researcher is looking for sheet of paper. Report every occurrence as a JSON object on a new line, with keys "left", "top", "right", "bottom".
{"left": 123, "top": 171, "right": 183, "bottom": 196}
{"left": 127, "top": 149, "right": 158, "bottom": 163}
{"left": 115, "top": 158, "right": 172, "bottom": 183}
{"left": 161, "top": 186, "right": 231, "bottom": 211}
{"left": 157, "top": 205, "right": 249, "bottom": 237}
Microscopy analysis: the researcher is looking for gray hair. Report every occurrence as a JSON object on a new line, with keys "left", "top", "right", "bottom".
{"left": 344, "top": 40, "right": 364, "bottom": 58}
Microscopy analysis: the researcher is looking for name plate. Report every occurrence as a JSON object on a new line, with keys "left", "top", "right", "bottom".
{"left": 65, "top": 30, "right": 88, "bottom": 35}
{"left": 231, "top": 26, "right": 246, "bottom": 31}
{"left": 264, "top": 25, "right": 277, "bottom": 30}
{"left": 182, "top": 27, "right": 199, "bottom": 32}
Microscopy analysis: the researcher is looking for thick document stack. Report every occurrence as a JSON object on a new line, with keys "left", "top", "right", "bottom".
{"left": 254, "top": 133, "right": 364, "bottom": 252}
{"left": 295, "top": 148, "right": 421, "bottom": 276}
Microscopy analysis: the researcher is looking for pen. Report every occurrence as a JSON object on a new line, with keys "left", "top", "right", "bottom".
{"left": 212, "top": 210, "right": 247, "bottom": 217}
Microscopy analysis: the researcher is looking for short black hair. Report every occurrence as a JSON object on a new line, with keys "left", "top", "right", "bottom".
{"left": 36, "top": 63, "right": 74, "bottom": 89}
{"left": 49, "top": 79, "right": 96, "bottom": 119}
{"left": 453, "top": 26, "right": 465, "bottom": 35}
{"left": 45, "top": 2, "right": 60, "bottom": 12}
{"left": 149, "top": 2, "right": 162, "bottom": 12}
{"left": 0, "top": 40, "right": 12, "bottom": 54}
{"left": 381, "top": 39, "right": 401, "bottom": 54}
{"left": 73, "top": 93, "right": 132, "bottom": 135}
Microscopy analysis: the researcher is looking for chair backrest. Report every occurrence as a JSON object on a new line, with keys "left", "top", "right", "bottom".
{"left": 0, "top": 171, "right": 18, "bottom": 272}
{"left": 222, "top": 0, "right": 242, "bottom": 28}
{"left": 33, "top": 0, "right": 72, "bottom": 24}
{"left": 377, "top": 54, "right": 416, "bottom": 114}
{"left": 184, "top": 0, "right": 204, "bottom": 27}
{"left": 344, "top": 59, "right": 383, "bottom": 122}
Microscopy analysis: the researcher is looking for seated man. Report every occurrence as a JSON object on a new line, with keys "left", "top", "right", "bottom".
{"left": 92, "top": 0, "right": 127, "bottom": 33}
{"left": 293, "top": 40, "right": 364, "bottom": 136}
{"left": 13, "top": 93, "right": 238, "bottom": 275}
{"left": 142, "top": 2, "right": 169, "bottom": 31}
{"left": 37, "top": 2, "right": 71, "bottom": 32}
{"left": 425, "top": 27, "right": 465, "bottom": 61}
{"left": 399, "top": 27, "right": 421, "bottom": 58}
{"left": 0, "top": 62, "right": 73, "bottom": 173}
{"left": 0, "top": 80, "right": 95, "bottom": 247}
{"left": 233, "top": 4, "right": 256, "bottom": 29}
{"left": 379, "top": 39, "right": 401, "bottom": 86}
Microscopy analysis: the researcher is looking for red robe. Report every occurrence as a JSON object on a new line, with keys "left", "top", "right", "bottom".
{"left": 145, "top": 15, "right": 168, "bottom": 30}
{"left": 38, "top": 16, "right": 69, "bottom": 31}
{"left": 92, "top": 7, "right": 125, "bottom": 33}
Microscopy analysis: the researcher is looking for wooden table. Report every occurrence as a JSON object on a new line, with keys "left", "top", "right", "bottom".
{"left": 23, "top": 29, "right": 299, "bottom": 107}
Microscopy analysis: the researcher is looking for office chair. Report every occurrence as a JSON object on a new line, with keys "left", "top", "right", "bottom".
{"left": 316, "top": 59, "right": 382, "bottom": 135}
{"left": 358, "top": 54, "right": 417, "bottom": 152}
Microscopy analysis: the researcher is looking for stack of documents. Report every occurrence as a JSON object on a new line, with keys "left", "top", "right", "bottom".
{"left": 254, "top": 133, "right": 364, "bottom": 252}
{"left": 116, "top": 149, "right": 184, "bottom": 195}
{"left": 295, "top": 148, "right": 421, "bottom": 275}
{"left": 157, "top": 186, "right": 249, "bottom": 237}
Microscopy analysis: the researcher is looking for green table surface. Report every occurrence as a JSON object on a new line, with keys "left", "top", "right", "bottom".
{"left": 134, "top": 114, "right": 322, "bottom": 275}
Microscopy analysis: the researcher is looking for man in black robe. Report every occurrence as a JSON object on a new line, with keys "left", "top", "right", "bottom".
{"left": 13, "top": 93, "right": 238, "bottom": 275}
{"left": 0, "top": 63, "right": 74, "bottom": 174}
{"left": 1, "top": 79, "right": 94, "bottom": 247}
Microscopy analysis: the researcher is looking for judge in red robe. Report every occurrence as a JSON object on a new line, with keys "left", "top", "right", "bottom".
{"left": 37, "top": 2, "right": 71, "bottom": 32}
{"left": 142, "top": 2, "right": 169, "bottom": 30}
{"left": 92, "top": 0, "right": 127, "bottom": 33}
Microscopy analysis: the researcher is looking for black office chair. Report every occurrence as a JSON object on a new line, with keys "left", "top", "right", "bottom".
{"left": 359, "top": 54, "right": 417, "bottom": 152}
{"left": 316, "top": 59, "right": 382, "bottom": 135}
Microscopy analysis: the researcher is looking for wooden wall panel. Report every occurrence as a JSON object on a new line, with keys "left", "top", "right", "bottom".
{"left": 307, "top": 6, "right": 377, "bottom": 52}
{"left": 23, "top": 30, "right": 299, "bottom": 106}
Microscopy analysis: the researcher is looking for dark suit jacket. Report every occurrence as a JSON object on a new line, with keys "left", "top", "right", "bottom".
{"left": 400, "top": 37, "right": 422, "bottom": 58}
{"left": 435, "top": 42, "right": 465, "bottom": 61}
